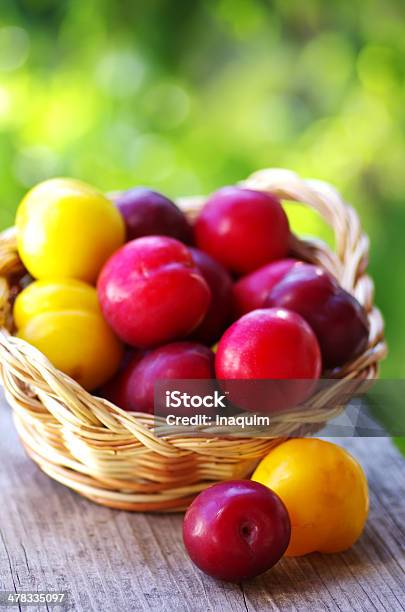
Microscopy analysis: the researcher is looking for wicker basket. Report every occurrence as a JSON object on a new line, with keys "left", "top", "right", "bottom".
{"left": 0, "top": 169, "right": 387, "bottom": 512}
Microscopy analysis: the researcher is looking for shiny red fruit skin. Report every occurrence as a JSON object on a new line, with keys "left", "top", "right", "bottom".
{"left": 194, "top": 187, "right": 290, "bottom": 275}
{"left": 99, "top": 342, "right": 215, "bottom": 414}
{"left": 216, "top": 308, "right": 321, "bottom": 412}
{"left": 266, "top": 264, "right": 369, "bottom": 369}
{"left": 233, "top": 258, "right": 300, "bottom": 318}
{"left": 189, "top": 247, "right": 233, "bottom": 345}
{"left": 97, "top": 236, "right": 211, "bottom": 348}
{"left": 183, "top": 480, "right": 291, "bottom": 582}
{"left": 114, "top": 188, "right": 193, "bottom": 244}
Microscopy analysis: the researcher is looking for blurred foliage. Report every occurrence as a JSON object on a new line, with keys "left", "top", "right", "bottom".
{"left": 394, "top": 437, "right": 405, "bottom": 455}
{"left": 1, "top": 0, "right": 405, "bottom": 379}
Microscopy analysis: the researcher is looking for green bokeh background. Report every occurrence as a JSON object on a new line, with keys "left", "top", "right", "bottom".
{"left": 0, "top": 1, "right": 404, "bottom": 392}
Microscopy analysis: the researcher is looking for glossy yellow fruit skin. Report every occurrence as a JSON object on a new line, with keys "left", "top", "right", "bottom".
{"left": 14, "top": 279, "right": 100, "bottom": 329}
{"left": 17, "top": 310, "right": 123, "bottom": 391}
{"left": 16, "top": 178, "right": 125, "bottom": 284}
{"left": 252, "top": 438, "right": 369, "bottom": 556}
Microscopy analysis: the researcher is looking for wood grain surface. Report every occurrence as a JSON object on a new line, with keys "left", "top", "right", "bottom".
{"left": 0, "top": 394, "right": 404, "bottom": 612}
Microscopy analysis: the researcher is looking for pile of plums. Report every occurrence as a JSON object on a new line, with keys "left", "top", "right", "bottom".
{"left": 98, "top": 185, "right": 369, "bottom": 413}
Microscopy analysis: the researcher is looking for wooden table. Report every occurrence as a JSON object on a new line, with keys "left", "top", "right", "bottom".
{"left": 0, "top": 395, "right": 404, "bottom": 612}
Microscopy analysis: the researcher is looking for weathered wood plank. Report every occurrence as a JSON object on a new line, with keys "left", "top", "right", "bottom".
{"left": 0, "top": 395, "right": 404, "bottom": 611}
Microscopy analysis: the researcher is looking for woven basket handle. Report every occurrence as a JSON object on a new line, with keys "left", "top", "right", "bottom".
{"left": 243, "top": 169, "right": 368, "bottom": 291}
